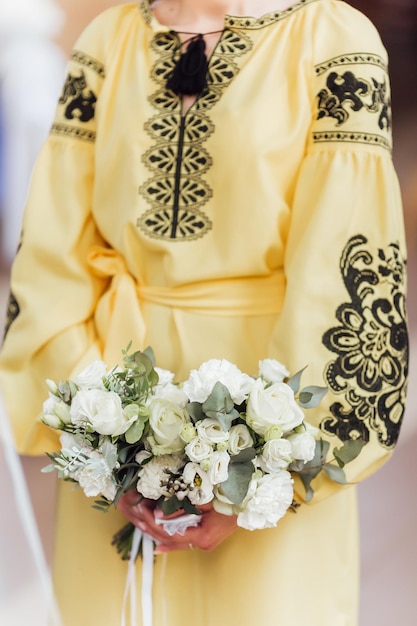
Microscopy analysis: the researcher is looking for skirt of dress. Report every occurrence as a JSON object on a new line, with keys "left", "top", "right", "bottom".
{"left": 52, "top": 481, "right": 359, "bottom": 626}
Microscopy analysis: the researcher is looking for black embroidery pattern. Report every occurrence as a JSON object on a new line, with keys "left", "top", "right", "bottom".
{"left": 137, "top": 30, "right": 252, "bottom": 241}
{"left": 4, "top": 292, "right": 20, "bottom": 339}
{"left": 317, "top": 71, "right": 391, "bottom": 130}
{"left": 58, "top": 70, "right": 97, "bottom": 123}
{"left": 321, "top": 235, "right": 408, "bottom": 449}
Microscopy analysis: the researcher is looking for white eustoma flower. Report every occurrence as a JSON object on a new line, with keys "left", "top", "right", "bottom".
{"left": 196, "top": 418, "right": 229, "bottom": 445}
{"left": 182, "top": 359, "right": 254, "bottom": 404}
{"left": 70, "top": 388, "right": 135, "bottom": 436}
{"left": 75, "top": 360, "right": 108, "bottom": 390}
{"left": 228, "top": 424, "right": 254, "bottom": 455}
{"left": 207, "top": 450, "right": 230, "bottom": 485}
{"left": 237, "top": 470, "right": 294, "bottom": 531}
{"left": 246, "top": 378, "right": 304, "bottom": 437}
{"left": 147, "top": 398, "right": 191, "bottom": 455}
{"left": 258, "top": 439, "right": 292, "bottom": 473}
{"left": 137, "top": 454, "right": 184, "bottom": 500}
{"left": 258, "top": 359, "right": 290, "bottom": 384}
{"left": 287, "top": 431, "right": 316, "bottom": 463}
{"left": 183, "top": 462, "right": 214, "bottom": 505}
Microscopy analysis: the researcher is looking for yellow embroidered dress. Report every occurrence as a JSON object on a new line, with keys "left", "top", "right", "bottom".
{"left": 0, "top": 1, "right": 408, "bottom": 625}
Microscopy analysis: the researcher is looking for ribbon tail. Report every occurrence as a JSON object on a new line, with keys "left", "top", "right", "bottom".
{"left": 142, "top": 534, "right": 155, "bottom": 626}
{"left": 121, "top": 528, "right": 142, "bottom": 626}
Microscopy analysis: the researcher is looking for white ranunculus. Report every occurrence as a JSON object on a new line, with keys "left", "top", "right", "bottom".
{"left": 183, "top": 462, "right": 214, "bottom": 505}
{"left": 228, "top": 424, "right": 254, "bottom": 456}
{"left": 75, "top": 360, "right": 108, "bottom": 389}
{"left": 237, "top": 470, "right": 294, "bottom": 530}
{"left": 182, "top": 359, "right": 254, "bottom": 404}
{"left": 196, "top": 418, "right": 229, "bottom": 445}
{"left": 137, "top": 454, "right": 184, "bottom": 500}
{"left": 208, "top": 450, "right": 230, "bottom": 485}
{"left": 287, "top": 431, "right": 316, "bottom": 463}
{"left": 246, "top": 378, "right": 304, "bottom": 436}
{"left": 258, "top": 439, "right": 292, "bottom": 473}
{"left": 148, "top": 399, "right": 191, "bottom": 455}
{"left": 185, "top": 436, "right": 213, "bottom": 463}
{"left": 70, "top": 388, "right": 135, "bottom": 436}
{"left": 258, "top": 359, "right": 290, "bottom": 384}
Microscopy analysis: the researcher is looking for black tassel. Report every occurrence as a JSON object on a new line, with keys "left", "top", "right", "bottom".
{"left": 166, "top": 34, "right": 208, "bottom": 96}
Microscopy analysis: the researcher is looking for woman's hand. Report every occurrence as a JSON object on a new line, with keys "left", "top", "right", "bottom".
{"left": 117, "top": 491, "right": 237, "bottom": 553}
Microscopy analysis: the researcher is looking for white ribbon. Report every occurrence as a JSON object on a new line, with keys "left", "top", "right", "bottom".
{"left": 121, "top": 529, "right": 154, "bottom": 626}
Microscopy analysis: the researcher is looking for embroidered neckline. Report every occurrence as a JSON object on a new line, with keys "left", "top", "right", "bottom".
{"left": 138, "top": 0, "right": 320, "bottom": 31}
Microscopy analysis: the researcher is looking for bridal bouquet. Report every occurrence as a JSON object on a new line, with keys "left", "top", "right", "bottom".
{"left": 41, "top": 346, "right": 363, "bottom": 559}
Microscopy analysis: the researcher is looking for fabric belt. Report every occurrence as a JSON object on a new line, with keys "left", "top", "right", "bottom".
{"left": 87, "top": 245, "right": 283, "bottom": 318}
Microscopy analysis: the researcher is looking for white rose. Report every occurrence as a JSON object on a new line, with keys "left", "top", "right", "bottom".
{"left": 70, "top": 388, "right": 135, "bottom": 436}
{"left": 258, "top": 439, "right": 292, "bottom": 473}
{"left": 258, "top": 359, "right": 290, "bottom": 383}
{"left": 196, "top": 418, "right": 229, "bottom": 445}
{"left": 148, "top": 398, "right": 190, "bottom": 455}
{"left": 246, "top": 378, "right": 304, "bottom": 436}
{"left": 137, "top": 454, "right": 184, "bottom": 500}
{"left": 183, "top": 462, "right": 214, "bottom": 505}
{"left": 182, "top": 359, "right": 254, "bottom": 404}
{"left": 228, "top": 424, "right": 254, "bottom": 456}
{"left": 287, "top": 431, "right": 316, "bottom": 463}
{"left": 237, "top": 470, "right": 294, "bottom": 530}
{"left": 75, "top": 360, "right": 108, "bottom": 389}
{"left": 185, "top": 436, "right": 213, "bottom": 463}
{"left": 207, "top": 450, "right": 230, "bottom": 485}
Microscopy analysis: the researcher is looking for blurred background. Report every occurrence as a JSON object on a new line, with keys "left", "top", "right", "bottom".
{"left": 0, "top": 1, "right": 416, "bottom": 624}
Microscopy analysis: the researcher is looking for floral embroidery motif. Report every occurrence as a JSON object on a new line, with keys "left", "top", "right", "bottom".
{"left": 321, "top": 235, "right": 408, "bottom": 449}
{"left": 51, "top": 51, "right": 104, "bottom": 142}
{"left": 137, "top": 29, "right": 252, "bottom": 241}
{"left": 313, "top": 53, "right": 392, "bottom": 151}
{"left": 317, "top": 71, "right": 391, "bottom": 129}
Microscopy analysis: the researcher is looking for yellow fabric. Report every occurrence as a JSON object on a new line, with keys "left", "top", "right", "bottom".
{"left": 0, "top": 1, "right": 408, "bottom": 625}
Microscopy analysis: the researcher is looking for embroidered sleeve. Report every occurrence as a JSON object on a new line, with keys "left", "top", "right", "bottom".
{"left": 50, "top": 49, "right": 105, "bottom": 143}
{"left": 310, "top": 51, "right": 392, "bottom": 153}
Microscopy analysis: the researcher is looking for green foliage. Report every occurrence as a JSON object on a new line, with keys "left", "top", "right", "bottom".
{"left": 298, "top": 385, "right": 328, "bottom": 409}
{"left": 202, "top": 382, "right": 240, "bottom": 430}
{"left": 221, "top": 461, "right": 254, "bottom": 504}
{"left": 286, "top": 366, "right": 308, "bottom": 394}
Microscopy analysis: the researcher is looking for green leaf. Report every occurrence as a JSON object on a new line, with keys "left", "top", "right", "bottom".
{"left": 182, "top": 498, "right": 201, "bottom": 516}
{"left": 202, "top": 382, "right": 239, "bottom": 430}
{"left": 333, "top": 439, "right": 366, "bottom": 468}
{"left": 221, "top": 462, "right": 254, "bottom": 505}
{"left": 298, "top": 385, "right": 328, "bottom": 409}
{"left": 286, "top": 366, "right": 308, "bottom": 394}
{"left": 323, "top": 463, "right": 348, "bottom": 485}
{"left": 230, "top": 447, "right": 257, "bottom": 464}
{"left": 187, "top": 402, "right": 205, "bottom": 424}
{"left": 297, "top": 468, "right": 321, "bottom": 502}
{"left": 160, "top": 496, "right": 183, "bottom": 516}
{"left": 125, "top": 418, "right": 146, "bottom": 444}
{"left": 40, "top": 464, "right": 56, "bottom": 473}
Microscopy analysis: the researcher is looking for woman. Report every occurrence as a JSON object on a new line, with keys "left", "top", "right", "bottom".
{"left": 0, "top": 1, "right": 408, "bottom": 625}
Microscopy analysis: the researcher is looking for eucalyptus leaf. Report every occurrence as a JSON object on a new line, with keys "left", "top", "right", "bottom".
{"left": 298, "top": 385, "right": 328, "bottom": 409}
{"left": 221, "top": 462, "right": 253, "bottom": 505}
{"left": 286, "top": 366, "right": 308, "bottom": 394}
{"left": 301, "top": 438, "right": 330, "bottom": 470}
{"left": 230, "top": 447, "right": 257, "bottom": 464}
{"left": 298, "top": 468, "right": 321, "bottom": 502}
{"left": 203, "top": 381, "right": 235, "bottom": 414}
{"left": 182, "top": 498, "right": 201, "bottom": 516}
{"left": 187, "top": 402, "right": 205, "bottom": 424}
{"left": 125, "top": 418, "right": 146, "bottom": 444}
{"left": 334, "top": 439, "right": 366, "bottom": 468}
{"left": 323, "top": 463, "right": 348, "bottom": 484}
